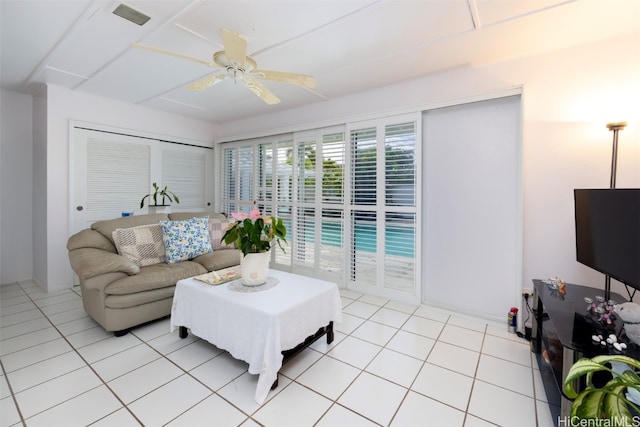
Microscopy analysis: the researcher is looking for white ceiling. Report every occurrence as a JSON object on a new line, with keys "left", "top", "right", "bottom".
{"left": 2, "top": 0, "right": 640, "bottom": 125}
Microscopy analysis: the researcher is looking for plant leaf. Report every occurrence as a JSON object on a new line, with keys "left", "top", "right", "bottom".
{"left": 564, "top": 358, "right": 611, "bottom": 399}
{"left": 603, "top": 383, "right": 634, "bottom": 425}
{"left": 574, "top": 389, "right": 606, "bottom": 420}
{"left": 592, "top": 355, "right": 640, "bottom": 372}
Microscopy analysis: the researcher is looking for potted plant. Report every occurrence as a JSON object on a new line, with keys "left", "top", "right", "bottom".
{"left": 140, "top": 182, "right": 180, "bottom": 213}
{"left": 563, "top": 354, "right": 640, "bottom": 422}
{"left": 221, "top": 208, "right": 287, "bottom": 286}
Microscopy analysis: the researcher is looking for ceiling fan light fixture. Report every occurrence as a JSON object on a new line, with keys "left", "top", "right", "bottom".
{"left": 227, "top": 66, "right": 245, "bottom": 82}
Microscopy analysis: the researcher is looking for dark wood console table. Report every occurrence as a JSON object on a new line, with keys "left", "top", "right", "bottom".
{"left": 531, "top": 279, "right": 639, "bottom": 422}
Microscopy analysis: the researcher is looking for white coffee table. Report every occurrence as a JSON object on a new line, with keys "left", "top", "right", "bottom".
{"left": 170, "top": 268, "right": 342, "bottom": 404}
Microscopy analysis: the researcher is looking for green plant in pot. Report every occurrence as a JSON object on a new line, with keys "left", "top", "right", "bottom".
{"left": 222, "top": 209, "right": 287, "bottom": 256}
{"left": 564, "top": 354, "right": 640, "bottom": 422}
{"left": 140, "top": 182, "right": 180, "bottom": 208}
{"left": 222, "top": 208, "right": 287, "bottom": 286}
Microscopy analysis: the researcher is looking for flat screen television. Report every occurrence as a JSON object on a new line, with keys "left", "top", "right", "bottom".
{"left": 574, "top": 189, "right": 640, "bottom": 292}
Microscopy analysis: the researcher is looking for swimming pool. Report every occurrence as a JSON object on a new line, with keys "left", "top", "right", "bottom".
{"left": 296, "top": 221, "right": 415, "bottom": 258}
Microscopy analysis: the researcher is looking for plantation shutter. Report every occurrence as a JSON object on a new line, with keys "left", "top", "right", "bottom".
{"left": 238, "top": 146, "right": 255, "bottom": 207}
{"left": 320, "top": 132, "right": 345, "bottom": 275}
{"left": 257, "top": 143, "right": 274, "bottom": 207}
{"left": 350, "top": 126, "right": 379, "bottom": 287}
{"left": 221, "top": 145, "right": 257, "bottom": 214}
{"left": 351, "top": 127, "right": 378, "bottom": 206}
{"left": 346, "top": 116, "right": 419, "bottom": 299}
{"left": 322, "top": 133, "right": 345, "bottom": 204}
{"left": 222, "top": 147, "right": 237, "bottom": 215}
{"left": 383, "top": 123, "right": 416, "bottom": 292}
{"left": 385, "top": 123, "right": 416, "bottom": 207}
{"left": 274, "top": 140, "right": 293, "bottom": 266}
{"left": 293, "top": 136, "right": 317, "bottom": 269}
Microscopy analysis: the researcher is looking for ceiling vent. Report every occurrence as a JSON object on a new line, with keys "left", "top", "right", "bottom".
{"left": 112, "top": 3, "right": 150, "bottom": 26}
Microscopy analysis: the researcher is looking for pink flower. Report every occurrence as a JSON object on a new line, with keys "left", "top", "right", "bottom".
{"left": 249, "top": 209, "right": 261, "bottom": 220}
{"left": 231, "top": 212, "right": 247, "bottom": 221}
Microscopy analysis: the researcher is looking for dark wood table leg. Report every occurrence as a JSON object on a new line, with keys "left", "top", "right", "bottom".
{"left": 326, "top": 321, "right": 334, "bottom": 344}
{"left": 179, "top": 326, "right": 188, "bottom": 339}
{"left": 271, "top": 377, "right": 279, "bottom": 390}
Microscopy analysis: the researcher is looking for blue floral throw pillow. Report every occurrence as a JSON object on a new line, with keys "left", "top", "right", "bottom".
{"left": 160, "top": 216, "right": 212, "bottom": 264}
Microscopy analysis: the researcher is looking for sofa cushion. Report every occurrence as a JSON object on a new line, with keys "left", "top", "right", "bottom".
{"left": 208, "top": 218, "right": 237, "bottom": 250}
{"left": 105, "top": 261, "right": 207, "bottom": 295}
{"left": 160, "top": 216, "right": 212, "bottom": 263}
{"left": 105, "top": 286, "right": 176, "bottom": 309}
{"left": 112, "top": 224, "right": 166, "bottom": 267}
{"left": 192, "top": 249, "right": 243, "bottom": 271}
{"left": 92, "top": 213, "right": 170, "bottom": 244}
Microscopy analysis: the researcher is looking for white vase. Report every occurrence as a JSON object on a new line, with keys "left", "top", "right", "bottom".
{"left": 240, "top": 252, "right": 270, "bottom": 286}
{"left": 148, "top": 205, "right": 171, "bottom": 214}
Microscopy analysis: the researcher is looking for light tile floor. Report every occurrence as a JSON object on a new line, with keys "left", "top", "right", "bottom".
{"left": 0, "top": 280, "right": 555, "bottom": 426}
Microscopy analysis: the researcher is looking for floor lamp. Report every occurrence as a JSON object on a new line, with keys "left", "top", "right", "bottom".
{"left": 604, "top": 121, "right": 627, "bottom": 300}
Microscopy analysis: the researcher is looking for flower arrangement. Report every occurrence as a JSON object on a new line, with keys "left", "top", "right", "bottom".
{"left": 222, "top": 209, "right": 287, "bottom": 256}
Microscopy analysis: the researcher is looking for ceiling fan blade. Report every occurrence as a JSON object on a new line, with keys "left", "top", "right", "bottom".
{"left": 242, "top": 78, "right": 281, "bottom": 105}
{"left": 130, "top": 43, "right": 217, "bottom": 68}
{"left": 254, "top": 69, "right": 317, "bottom": 88}
{"left": 221, "top": 29, "right": 247, "bottom": 68}
{"left": 187, "top": 73, "right": 228, "bottom": 91}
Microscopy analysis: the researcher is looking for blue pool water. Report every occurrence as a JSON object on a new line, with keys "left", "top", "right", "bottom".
{"left": 296, "top": 221, "right": 415, "bottom": 258}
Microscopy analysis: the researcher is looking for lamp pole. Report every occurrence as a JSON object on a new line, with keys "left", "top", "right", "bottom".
{"left": 604, "top": 121, "right": 627, "bottom": 301}
{"left": 607, "top": 122, "right": 627, "bottom": 190}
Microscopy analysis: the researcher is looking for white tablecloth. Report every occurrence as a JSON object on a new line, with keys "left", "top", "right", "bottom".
{"left": 170, "top": 269, "right": 342, "bottom": 404}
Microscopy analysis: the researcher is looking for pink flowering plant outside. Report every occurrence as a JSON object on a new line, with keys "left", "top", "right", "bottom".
{"left": 222, "top": 209, "right": 287, "bottom": 256}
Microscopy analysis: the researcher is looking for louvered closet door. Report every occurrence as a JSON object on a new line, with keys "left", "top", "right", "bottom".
{"left": 72, "top": 128, "right": 153, "bottom": 233}
{"left": 72, "top": 128, "right": 213, "bottom": 235}
{"left": 160, "top": 142, "right": 213, "bottom": 212}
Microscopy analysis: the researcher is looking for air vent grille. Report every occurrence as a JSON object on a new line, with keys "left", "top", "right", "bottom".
{"left": 112, "top": 4, "right": 150, "bottom": 26}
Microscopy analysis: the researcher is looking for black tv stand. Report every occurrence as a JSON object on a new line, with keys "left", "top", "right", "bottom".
{"left": 530, "top": 279, "right": 640, "bottom": 423}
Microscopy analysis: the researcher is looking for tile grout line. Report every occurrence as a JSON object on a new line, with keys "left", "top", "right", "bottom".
{"left": 0, "top": 329, "right": 28, "bottom": 427}
{"left": 5, "top": 282, "right": 146, "bottom": 426}
{"left": 302, "top": 295, "right": 392, "bottom": 427}
{"left": 130, "top": 327, "right": 258, "bottom": 424}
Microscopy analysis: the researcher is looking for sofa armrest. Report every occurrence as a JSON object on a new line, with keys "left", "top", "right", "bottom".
{"left": 68, "top": 248, "right": 139, "bottom": 279}
{"left": 67, "top": 229, "right": 116, "bottom": 253}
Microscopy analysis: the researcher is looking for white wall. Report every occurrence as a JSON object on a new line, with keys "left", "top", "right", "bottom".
{"left": 41, "top": 86, "right": 221, "bottom": 290}
{"left": 32, "top": 87, "right": 47, "bottom": 289}
{"left": 219, "top": 31, "right": 640, "bottom": 311}
{"left": 0, "top": 90, "right": 33, "bottom": 284}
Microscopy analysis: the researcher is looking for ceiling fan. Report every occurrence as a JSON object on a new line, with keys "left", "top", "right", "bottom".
{"left": 131, "top": 28, "right": 317, "bottom": 105}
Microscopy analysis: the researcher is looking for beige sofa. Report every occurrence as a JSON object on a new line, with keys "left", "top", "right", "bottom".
{"left": 67, "top": 212, "right": 241, "bottom": 336}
